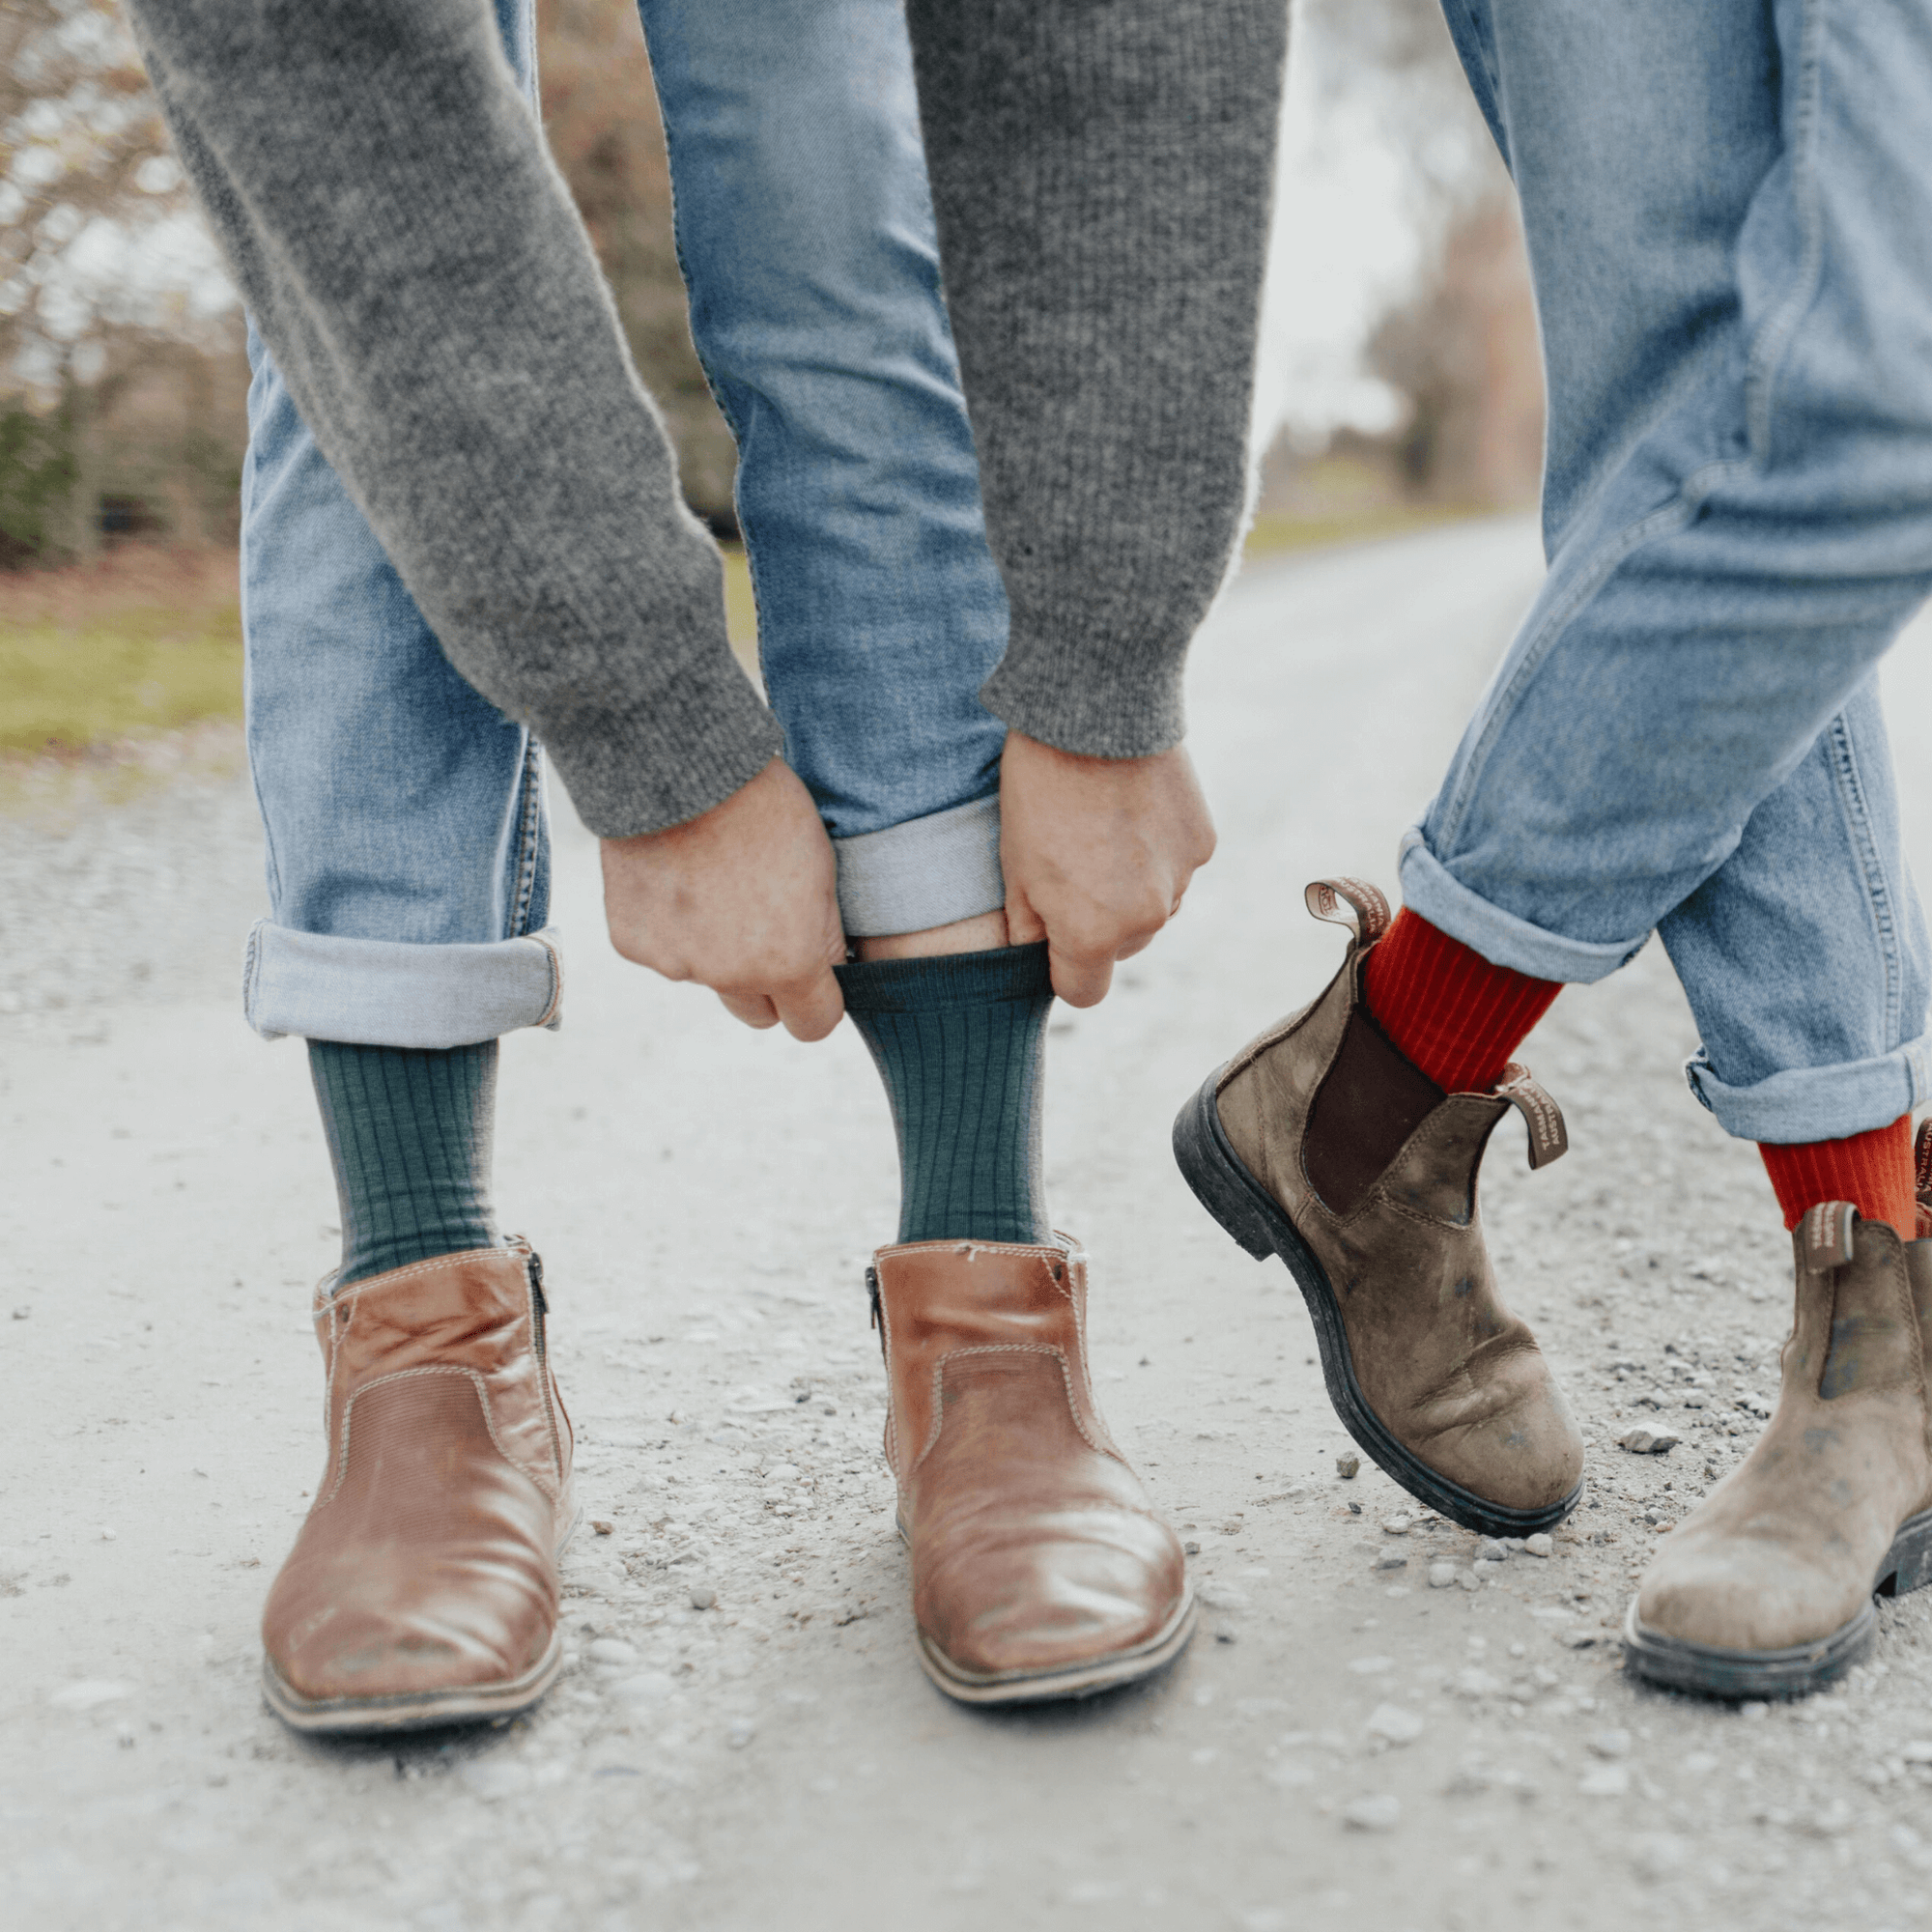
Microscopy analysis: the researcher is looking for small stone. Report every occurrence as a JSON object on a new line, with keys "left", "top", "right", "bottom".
{"left": 689, "top": 1584, "right": 717, "bottom": 1611}
{"left": 1620, "top": 1428, "right": 1681, "bottom": 1456}
{"left": 1183, "top": 1540, "right": 1202, "bottom": 1556}
{"left": 1336, "top": 1454, "right": 1361, "bottom": 1481}
{"left": 459, "top": 1759, "right": 533, "bottom": 1801}
{"left": 1373, "top": 1550, "right": 1407, "bottom": 1572}
{"left": 1587, "top": 1728, "right": 1632, "bottom": 1759}
{"left": 1522, "top": 1533, "right": 1553, "bottom": 1557}
{"left": 1472, "top": 1536, "right": 1509, "bottom": 1562}
{"left": 1366, "top": 1703, "right": 1425, "bottom": 1745}
{"left": 1631, "top": 1833, "right": 1690, "bottom": 1884}
{"left": 99, "top": 1528, "right": 116, "bottom": 1542}
{"left": 1428, "top": 1562, "right": 1458, "bottom": 1589}
{"left": 1341, "top": 1794, "right": 1402, "bottom": 1832}
{"left": 591, "top": 1520, "right": 614, "bottom": 1536}
{"left": 586, "top": 1637, "right": 639, "bottom": 1668}
{"left": 765, "top": 1463, "right": 800, "bottom": 1482}
{"left": 1900, "top": 1740, "right": 1932, "bottom": 1764}
{"left": 10, "top": 1307, "right": 27, "bottom": 1321}
{"left": 1457, "top": 1569, "right": 1482, "bottom": 1592}
{"left": 1381, "top": 1515, "right": 1413, "bottom": 1536}
{"left": 1739, "top": 1700, "right": 1771, "bottom": 1721}
{"left": 49, "top": 1680, "right": 132, "bottom": 1712}
{"left": 1577, "top": 1765, "right": 1631, "bottom": 1798}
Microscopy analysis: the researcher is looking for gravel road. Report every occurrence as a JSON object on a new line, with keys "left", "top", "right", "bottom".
{"left": 10, "top": 517, "right": 1932, "bottom": 1932}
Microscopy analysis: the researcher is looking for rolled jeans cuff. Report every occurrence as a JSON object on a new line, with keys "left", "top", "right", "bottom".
{"left": 242, "top": 920, "right": 564, "bottom": 1048}
{"left": 834, "top": 793, "right": 1005, "bottom": 939}
{"left": 1397, "top": 827, "right": 1648, "bottom": 985}
{"left": 1684, "top": 1036, "right": 1932, "bottom": 1145}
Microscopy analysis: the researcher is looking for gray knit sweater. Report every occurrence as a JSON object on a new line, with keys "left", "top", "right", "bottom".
{"left": 128, "top": 0, "right": 1288, "bottom": 837}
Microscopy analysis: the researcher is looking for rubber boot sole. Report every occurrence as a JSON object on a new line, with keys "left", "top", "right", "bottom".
{"left": 1173, "top": 1069, "right": 1582, "bottom": 1541}
{"left": 261, "top": 1509, "right": 581, "bottom": 1736}
{"left": 1620, "top": 1507, "right": 1932, "bottom": 1700}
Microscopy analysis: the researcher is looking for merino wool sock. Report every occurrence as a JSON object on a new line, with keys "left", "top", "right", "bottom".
{"left": 1759, "top": 1117, "right": 1916, "bottom": 1236}
{"left": 307, "top": 1039, "right": 499, "bottom": 1288}
{"left": 836, "top": 942, "right": 1054, "bottom": 1245}
{"left": 1362, "top": 907, "right": 1562, "bottom": 1094}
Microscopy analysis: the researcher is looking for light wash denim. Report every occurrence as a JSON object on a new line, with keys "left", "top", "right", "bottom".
{"left": 241, "top": 0, "right": 1009, "bottom": 1048}
{"left": 1404, "top": 0, "right": 1932, "bottom": 1143}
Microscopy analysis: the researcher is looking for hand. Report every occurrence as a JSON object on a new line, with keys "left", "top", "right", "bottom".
{"left": 600, "top": 758, "right": 845, "bottom": 1040}
{"left": 999, "top": 731, "right": 1216, "bottom": 1007}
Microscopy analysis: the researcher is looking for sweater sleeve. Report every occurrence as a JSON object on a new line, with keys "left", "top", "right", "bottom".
{"left": 126, "top": 0, "right": 782, "bottom": 838}
{"left": 905, "top": 0, "right": 1289, "bottom": 759}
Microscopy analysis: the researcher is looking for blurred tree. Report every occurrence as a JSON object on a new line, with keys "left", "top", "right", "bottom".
{"left": 536, "top": 0, "right": 738, "bottom": 532}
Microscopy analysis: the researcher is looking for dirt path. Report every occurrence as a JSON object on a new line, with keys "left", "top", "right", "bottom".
{"left": 9, "top": 518, "right": 1932, "bottom": 1932}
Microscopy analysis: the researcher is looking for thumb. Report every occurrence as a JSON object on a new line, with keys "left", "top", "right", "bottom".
{"left": 1005, "top": 880, "right": 1047, "bottom": 949}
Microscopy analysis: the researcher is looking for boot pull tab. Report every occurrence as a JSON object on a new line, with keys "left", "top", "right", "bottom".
{"left": 1803, "top": 1200, "right": 1857, "bottom": 1272}
{"left": 1304, "top": 877, "right": 1391, "bottom": 946}
{"left": 1916, "top": 1120, "right": 1932, "bottom": 1239}
{"left": 1495, "top": 1064, "right": 1567, "bottom": 1170}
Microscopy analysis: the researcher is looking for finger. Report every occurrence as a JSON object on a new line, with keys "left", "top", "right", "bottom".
{"left": 717, "top": 989, "right": 781, "bottom": 1030}
{"left": 1004, "top": 882, "right": 1047, "bottom": 949}
{"left": 773, "top": 967, "right": 846, "bottom": 1043}
{"left": 1048, "top": 943, "right": 1114, "bottom": 1009}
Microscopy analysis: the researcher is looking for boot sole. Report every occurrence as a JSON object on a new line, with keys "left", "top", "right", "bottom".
{"left": 261, "top": 1508, "right": 581, "bottom": 1736}
{"left": 916, "top": 1589, "right": 1199, "bottom": 1707}
{"left": 1620, "top": 1506, "right": 1932, "bottom": 1700}
{"left": 1173, "top": 1069, "right": 1582, "bottom": 1541}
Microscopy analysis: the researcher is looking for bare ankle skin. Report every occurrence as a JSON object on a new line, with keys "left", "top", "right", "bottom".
{"left": 852, "top": 910, "right": 1011, "bottom": 962}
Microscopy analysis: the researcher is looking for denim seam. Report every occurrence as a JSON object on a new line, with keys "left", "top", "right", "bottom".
{"left": 1743, "top": 0, "right": 1828, "bottom": 462}
{"left": 1823, "top": 709, "right": 1903, "bottom": 1053}
{"left": 505, "top": 734, "right": 545, "bottom": 940}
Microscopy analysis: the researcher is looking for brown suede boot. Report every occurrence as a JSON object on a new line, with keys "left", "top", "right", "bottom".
{"left": 261, "top": 1241, "right": 577, "bottom": 1733}
{"left": 1173, "top": 876, "right": 1582, "bottom": 1538}
{"left": 1622, "top": 1204, "right": 1932, "bottom": 1698}
{"left": 870, "top": 1236, "right": 1194, "bottom": 1704}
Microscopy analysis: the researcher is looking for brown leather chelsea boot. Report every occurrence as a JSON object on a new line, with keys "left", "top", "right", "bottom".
{"left": 1623, "top": 1203, "right": 1932, "bottom": 1699}
{"left": 1174, "top": 875, "right": 1583, "bottom": 1539}
{"left": 869, "top": 1236, "right": 1194, "bottom": 1704}
{"left": 261, "top": 1240, "right": 577, "bottom": 1733}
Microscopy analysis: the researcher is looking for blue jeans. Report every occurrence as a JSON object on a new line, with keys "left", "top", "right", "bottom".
{"left": 241, "top": 0, "right": 1009, "bottom": 1049}
{"left": 1401, "top": 0, "right": 1932, "bottom": 1143}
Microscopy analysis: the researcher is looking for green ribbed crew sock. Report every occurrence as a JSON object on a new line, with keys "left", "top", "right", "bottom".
{"left": 307, "top": 1039, "right": 498, "bottom": 1288}
{"left": 836, "top": 942, "right": 1054, "bottom": 1245}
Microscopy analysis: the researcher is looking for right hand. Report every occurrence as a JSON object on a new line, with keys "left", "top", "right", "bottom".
{"left": 600, "top": 758, "right": 845, "bottom": 1040}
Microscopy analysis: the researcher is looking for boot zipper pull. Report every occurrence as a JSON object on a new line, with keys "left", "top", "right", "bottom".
{"left": 526, "top": 1249, "right": 548, "bottom": 1315}
{"left": 865, "top": 1264, "right": 880, "bottom": 1331}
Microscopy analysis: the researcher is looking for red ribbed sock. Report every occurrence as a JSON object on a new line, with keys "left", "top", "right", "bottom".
{"left": 1758, "top": 1117, "right": 1915, "bottom": 1236}
{"left": 1362, "top": 908, "right": 1562, "bottom": 1094}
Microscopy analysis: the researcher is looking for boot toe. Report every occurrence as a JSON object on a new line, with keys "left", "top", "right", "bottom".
{"left": 918, "top": 1508, "right": 1186, "bottom": 1680}
{"left": 1636, "top": 1540, "right": 1861, "bottom": 1655}
{"left": 1411, "top": 1354, "right": 1585, "bottom": 1515}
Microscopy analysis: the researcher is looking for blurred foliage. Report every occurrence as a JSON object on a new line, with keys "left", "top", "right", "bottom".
{"left": 0, "top": 395, "right": 76, "bottom": 561}
{"left": 537, "top": 0, "right": 738, "bottom": 528}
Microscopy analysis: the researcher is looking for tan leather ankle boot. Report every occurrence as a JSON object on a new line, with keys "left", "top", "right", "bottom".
{"left": 261, "top": 1241, "right": 577, "bottom": 1732}
{"left": 1623, "top": 1204, "right": 1932, "bottom": 1698}
{"left": 1174, "top": 876, "right": 1582, "bottom": 1538}
{"left": 870, "top": 1236, "right": 1194, "bottom": 1704}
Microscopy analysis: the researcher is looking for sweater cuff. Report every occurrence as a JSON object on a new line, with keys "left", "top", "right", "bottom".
{"left": 538, "top": 655, "right": 786, "bottom": 838}
{"left": 980, "top": 625, "right": 1187, "bottom": 760}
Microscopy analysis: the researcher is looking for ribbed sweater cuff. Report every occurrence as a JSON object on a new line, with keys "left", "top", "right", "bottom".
{"left": 980, "top": 630, "right": 1187, "bottom": 760}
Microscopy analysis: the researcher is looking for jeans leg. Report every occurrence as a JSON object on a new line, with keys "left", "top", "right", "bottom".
{"left": 1407, "top": 0, "right": 1932, "bottom": 1137}
{"left": 638, "top": 0, "right": 1010, "bottom": 936}
{"left": 239, "top": 0, "right": 563, "bottom": 1050}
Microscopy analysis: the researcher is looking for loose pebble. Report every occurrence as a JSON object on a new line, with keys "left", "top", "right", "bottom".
{"left": 690, "top": 1584, "right": 718, "bottom": 1611}
{"left": 1341, "top": 1794, "right": 1402, "bottom": 1832}
{"left": 1365, "top": 1703, "right": 1425, "bottom": 1745}
{"left": 1428, "top": 1562, "right": 1458, "bottom": 1589}
{"left": 1373, "top": 1552, "right": 1407, "bottom": 1572}
{"left": 1336, "top": 1455, "right": 1361, "bottom": 1480}
{"left": 1472, "top": 1536, "right": 1508, "bottom": 1562}
{"left": 1380, "top": 1515, "right": 1413, "bottom": 1536}
{"left": 1586, "top": 1729, "right": 1632, "bottom": 1760}
{"left": 1619, "top": 1427, "right": 1681, "bottom": 1456}
{"left": 1522, "top": 1533, "right": 1553, "bottom": 1557}
{"left": 591, "top": 1520, "right": 614, "bottom": 1536}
